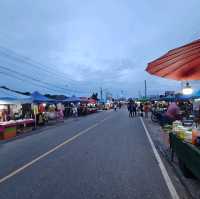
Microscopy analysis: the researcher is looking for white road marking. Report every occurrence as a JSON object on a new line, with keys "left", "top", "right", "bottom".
{"left": 140, "top": 118, "right": 180, "bottom": 199}
{"left": 0, "top": 115, "right": 112, "bottom": 184}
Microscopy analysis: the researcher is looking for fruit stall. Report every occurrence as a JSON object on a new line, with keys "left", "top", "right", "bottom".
{"left": 168, "top": 121, "right": 200, "bottom": 179}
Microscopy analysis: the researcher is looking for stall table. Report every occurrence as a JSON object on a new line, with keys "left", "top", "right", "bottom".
{"left": 0, "top": 121, "right": 17, "bottom": 140}
{"left": 170, "top": 133, "right": 200, "bottom": 180}
{"left": 0, "top": 119, "right": 35, "bottom": 140}
{"left": 16, "top": 119, "right": 35, "bottom": 134}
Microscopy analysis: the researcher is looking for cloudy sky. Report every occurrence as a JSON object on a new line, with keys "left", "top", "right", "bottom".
{"left": 0, "top": 0, "right": 200, "bottom": 97}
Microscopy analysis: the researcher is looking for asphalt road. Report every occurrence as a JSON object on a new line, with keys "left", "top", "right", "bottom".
{"left": 0, "top": 109, "right": 174, "bottom": 199}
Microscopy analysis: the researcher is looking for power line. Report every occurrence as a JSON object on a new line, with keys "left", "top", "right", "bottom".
{"left": 0, "top": 45, "right": 90, "bottom": 86}
{"left": 0, "top": 47, "right": 88, "bottom": 93}
{"left": 0, "top": 71, "right": 62, "bottom": 93}
{"left": 0, "top": 64, "right": 88, "bottom": 94}
{"left": 0, "top": 88, "right": 18, "bottom": 97}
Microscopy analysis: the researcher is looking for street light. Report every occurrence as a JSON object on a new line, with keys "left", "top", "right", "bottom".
{"left": 182, "top": 82, "right": 193, "bottom": 95}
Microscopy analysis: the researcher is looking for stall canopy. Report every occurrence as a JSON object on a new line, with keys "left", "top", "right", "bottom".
{"left": 160, "top": 95, "right": 175, "bottom": 102}
{"left": 31, "top": 91, "right": 54, "bottom": 103}
{"left": 146, "top": 39, "right": 200, "bottom": 80}
{"left": 192, "top": 90, "right": 200, "bottom": 99}
{"left": 175, "top": 90, "right": 200, "bottom": 100}
{"left": 176, "top": 95, "right": 193, "bottom": 101}
{"left": 64, "top": 96, "right": 87, "bottom": 103}
{"left": 88, "top": 98, "right": 97, "bottom": 104}
{"left": 0, "top": 88, "right": 32, "bottom": 104}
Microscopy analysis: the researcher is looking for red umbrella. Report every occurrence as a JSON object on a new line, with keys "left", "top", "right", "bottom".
{"left": 146, "top": 39, "right": 200, "bottom": 80}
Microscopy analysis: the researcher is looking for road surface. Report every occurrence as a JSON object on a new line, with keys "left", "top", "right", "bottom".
{"left": 0, "top": 109, "right": 175, "bottom": 199}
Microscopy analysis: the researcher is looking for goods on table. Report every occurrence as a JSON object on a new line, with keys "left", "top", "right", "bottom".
{"left": 162, "top": 124, "right": 172, "bottom": 133}
{"left": 192, "top": 128, "right": 200, "bottom": 146}
{"left": 0, "top": 119, "right": 35, "bottom": 140}
{"left": 0, "top": 121, "right": 17, "bottom": 139}
{"left": 172, "top": 121, "right": 192, "bottom": 143}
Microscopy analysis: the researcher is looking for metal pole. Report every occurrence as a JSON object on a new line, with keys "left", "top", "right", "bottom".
{"left": 145, "top": 80, "right": 147, "bottom": 98}
{"left": 100, "top": 87, "right": 103, "bottom": 101}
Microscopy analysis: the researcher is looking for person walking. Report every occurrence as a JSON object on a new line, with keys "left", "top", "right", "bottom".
{"left": 72, "top": 104, "right": 78, "bottom": 118}
{"left": 127, "top": 102, "right": 133, "bottom": 117}
{"left": 130, "top": 102, "right": 135, "bottom": 117}
{"left": 114, "top": 103, "right": 117, "bottom": 111}
{"left": 144, "top": 103, "right": 149, "bottom": 119}
{"left": 133, "top": 102, "right": 137, "bottom": 117}
{"left": 140, "top": 103, "right": 144, "bottom": 117}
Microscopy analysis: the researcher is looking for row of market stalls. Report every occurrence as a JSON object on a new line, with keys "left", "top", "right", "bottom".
{"left": 146, "top": 39, "right": 200, "bottom": 180}
{"left": 0, "top": 89, "right": 98, "bottom": 140}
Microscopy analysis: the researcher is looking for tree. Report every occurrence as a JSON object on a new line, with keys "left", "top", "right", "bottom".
{"left": 91, "top": 93, "right": 98, "bottom": 101}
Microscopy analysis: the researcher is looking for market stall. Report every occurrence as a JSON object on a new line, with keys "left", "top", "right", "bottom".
{"left": 145, "top": 38, "right": 200, "bottom": 180}
{"left": 64, "top": 96, "right": 88, "bottom": 116}
{"left": 31, "top": 91, "right": 56, "bottom": 125}
{"left": 87, "top": 98, "right": 97, "bottom": 113}
{"left": 159, "top": 118, "right": 200, "bottom": 179}
{"left": 0, "top": 121, "right": 17, "bottom": 140}
{"left": 0, "top": 89, "right": 34, "bottom": 140}
{"left": 170, "top": 133, "right": 200, "bottom": 179}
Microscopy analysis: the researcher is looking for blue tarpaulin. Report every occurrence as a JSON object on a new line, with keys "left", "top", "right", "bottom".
{"left": 0, "top": 88, "right": 32, "bottom": 104}
{"left": 64, "top": 96, "right": 87, "bottom": 103}
{"left": 177, "top": 90, "right": 200, "bottom": 100}
{"left": 176, "top": 95, "right": 193, "bottom": 101}
{"left": 31, "top": 91, "right": 54, "bottom": 103}
{"left": 193, "top": 90, "right": 200, "bottom": 98}
{"left": 160, "top": 96, "right": 175, "bottom": 102}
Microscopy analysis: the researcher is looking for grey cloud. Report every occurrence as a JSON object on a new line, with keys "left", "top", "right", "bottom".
{"left": 0, "top": 0, "right": 200, "bottom": 97}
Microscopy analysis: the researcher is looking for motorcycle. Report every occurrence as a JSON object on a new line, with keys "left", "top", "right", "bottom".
{"left": 151, "top": 109, "right": 166, "bottom": 123}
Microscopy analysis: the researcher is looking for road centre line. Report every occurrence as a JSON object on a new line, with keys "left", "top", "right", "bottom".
{"left": 140, "top": 118, "right": 180, "bottom": 199}
{"left": 0, "top": 115, "right": 113, "bottom": 185}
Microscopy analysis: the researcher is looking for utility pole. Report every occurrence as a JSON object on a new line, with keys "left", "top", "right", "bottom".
{"left": 100, "top": 87, "right": 103, "bottom": 101}
{"left": 145, "top": 80, "right": 147, "bottom": 98}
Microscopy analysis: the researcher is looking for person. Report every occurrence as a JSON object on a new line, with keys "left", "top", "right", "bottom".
{"left": 72, "top": 104, "right": 78, "bottom": 118}
{"left": 114, "top": 104, "right": 117, "bottom": 111}
{"left": 133, "top": 102, "right": 137, "bottom": 117}
{"left": 127, "top": 102, "right": 130, "bottom": 116}
{"left": 140, "top": 103, "right": 144, "bottom": 117}
{"left": 160, "top": 102, "right": 180, "bottom": 126}
{"left": 144, "top": 103, "right": 149, "bottom": 119}
{"left": 127, "top": 102, "right": 133, "bottom": 117}
{"left": 57, "top": 109, "right": 64, "bottom": 122}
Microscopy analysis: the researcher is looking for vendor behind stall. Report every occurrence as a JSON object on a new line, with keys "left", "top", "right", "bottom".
{"left": 160, "top": 102, "right": 181, "bottom": 126}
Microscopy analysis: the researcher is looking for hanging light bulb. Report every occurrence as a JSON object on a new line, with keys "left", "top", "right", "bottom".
{"left": 182, "top": 82, "right": 193, "bottom": 95}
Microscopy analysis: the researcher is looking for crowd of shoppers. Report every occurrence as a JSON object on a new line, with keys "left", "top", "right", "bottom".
{"left": 127, "top": 100, "right": 151, "bottom": 118}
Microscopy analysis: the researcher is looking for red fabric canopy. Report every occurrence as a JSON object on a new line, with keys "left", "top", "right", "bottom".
{"left": 87, "top": 98, "right": 96, "bottom": 104}
{"left": 146, "top": 39, "right": 200, "bottom": 80}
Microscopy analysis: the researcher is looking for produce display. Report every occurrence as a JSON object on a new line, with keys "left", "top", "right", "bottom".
{"left": 164, "top": 120, "right": 200, "bottom": 146}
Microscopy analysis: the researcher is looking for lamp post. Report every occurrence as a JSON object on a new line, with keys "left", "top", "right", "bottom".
{"left": 182, "top": 82, "right": 193, "bottom": 95}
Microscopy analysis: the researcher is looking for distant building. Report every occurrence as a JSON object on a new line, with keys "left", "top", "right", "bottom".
{"left": 165, "top": 91, "right": 175, "bottom": 96}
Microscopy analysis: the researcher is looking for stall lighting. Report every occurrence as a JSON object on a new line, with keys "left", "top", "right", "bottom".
{"left": 43, "top": 103, "right": 46, "bottom": 107}
{"left": 182, "top": 82, "right": 193, "bottom": 95}
{"left": 0, "top": 105, "right": 7, "bottom": 110}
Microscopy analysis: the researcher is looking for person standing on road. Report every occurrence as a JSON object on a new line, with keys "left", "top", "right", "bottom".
{"left": 114, "top": 103, "right": 117, "bottom": 111}
{"left": 140, "top": 103, "right": 144, "bottom": 117}
{"left": 144, "top": 103, "right": 150, "bottom": 119}
{"left": 133, "top": 102, "right": 137, "bottom": 117}
{"left": 72, "top": 104, "right": 78, "bottom": 118}
{"left": 127, "top": 101, "right": 134, "bottom": 117}
{"left": 127, "top": 102, "right": 130, "bottom": 117}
